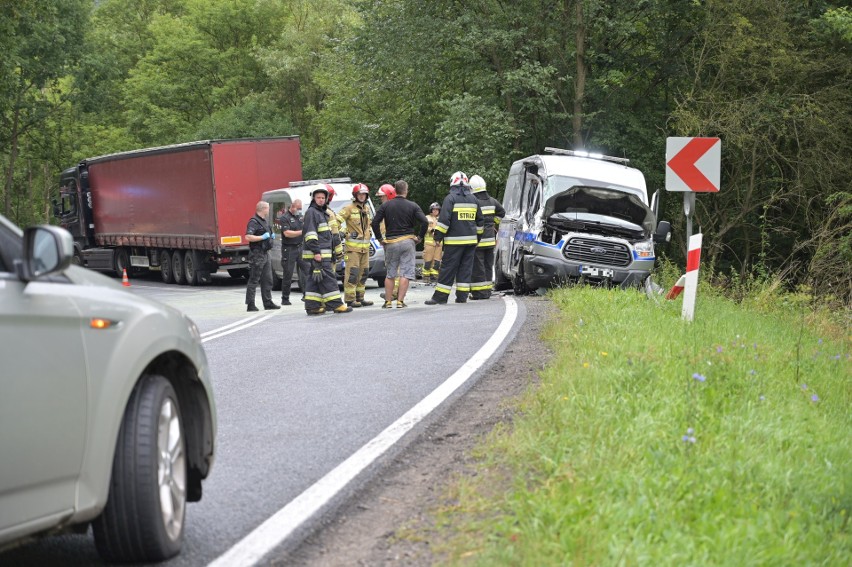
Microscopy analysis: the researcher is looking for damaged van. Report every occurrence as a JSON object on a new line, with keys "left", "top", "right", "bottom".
{"left": 495, "top": 147, "right": 671, "bottom": 293}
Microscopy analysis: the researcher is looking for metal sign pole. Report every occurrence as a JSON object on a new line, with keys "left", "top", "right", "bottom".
{"left": 683, "top": 192, "right": 695, "bottom": 244}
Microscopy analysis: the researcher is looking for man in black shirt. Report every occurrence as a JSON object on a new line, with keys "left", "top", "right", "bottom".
{"left": 371, "top": 180, "right": 428, "bottom": 308}
{"left": 277, "top": 199, "right": 306, "bottom": 305}
{"left": 245, "top": 201, "right": 279, "bottom": 312}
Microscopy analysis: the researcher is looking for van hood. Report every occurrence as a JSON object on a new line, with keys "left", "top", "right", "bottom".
{"left": 544, "top": 186, "right": 655, "bottom": 237}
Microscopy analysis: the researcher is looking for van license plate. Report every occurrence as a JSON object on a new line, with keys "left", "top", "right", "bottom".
{"left": 581, "top": 266, "right": 613, "bottom": 278}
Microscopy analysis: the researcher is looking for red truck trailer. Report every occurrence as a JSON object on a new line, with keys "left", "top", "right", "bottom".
{"left": 53, "top": 137, "right": 302, "bottom": 285}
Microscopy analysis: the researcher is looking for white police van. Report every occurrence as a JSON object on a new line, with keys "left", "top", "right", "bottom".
{"left": 495, "top": 148, "right": 671, "bottom": 293}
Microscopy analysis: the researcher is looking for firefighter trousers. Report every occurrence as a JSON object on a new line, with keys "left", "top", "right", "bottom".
{"left": 423, "top": 241, "right": 443, "bottom": 281}
{"left": 304, "top": 259, "right": 343, "bottom": 312}
{"left": 430, "top": 244, "right": 476, "bottom": 304}
{"left": 470, "top": 246, "right": 495, "bottom": 299}
{"left": 343, "top": 247, "right": 370, "bottom": 302}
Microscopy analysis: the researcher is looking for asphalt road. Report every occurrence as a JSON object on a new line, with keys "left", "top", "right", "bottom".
{"left": 2, "top": 272, "right": 523, "bottom": 566}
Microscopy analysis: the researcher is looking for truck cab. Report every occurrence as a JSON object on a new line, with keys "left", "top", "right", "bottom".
{"left": 495, "top": 147, "right": 671, "bottom": 293}
{"left": 53, "top": 166, "right": 94, "bottom": 265}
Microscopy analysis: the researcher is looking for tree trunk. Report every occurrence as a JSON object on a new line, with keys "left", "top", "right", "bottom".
{"left": 4, "top": 105, "right": 20, "bottom": 218}
{"left": 573, "top": 0, "right": 586, "bottom": 149}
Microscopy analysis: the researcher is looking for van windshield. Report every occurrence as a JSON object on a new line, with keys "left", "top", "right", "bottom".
{"left": 545, "top": 175, "right": 645, "bottom": 204}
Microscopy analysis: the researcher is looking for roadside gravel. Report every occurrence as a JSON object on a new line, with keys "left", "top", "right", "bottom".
{"left": 274, "top": 295, "right": 555, "bottom": 566}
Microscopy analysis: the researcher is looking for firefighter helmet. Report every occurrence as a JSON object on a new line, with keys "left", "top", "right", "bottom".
{"left": 352, "top": 183, "right": 369, "bottom": 198}
{"left": 429, "top": 201, "right": 440, "bottom": 211}
{"left": 310, "top": 185, "right": 329, "bottom": 199}
{"left": 378, "top": 184, "right": 397, "bottom": 199}
{"left": 450, "top": 171, "right": 469, "bottom": 187}
{"left": 469, "top": 174, "right": 486, "bottom": 193}
{"left": 325, "top": 184, "right": 335, "bottom": 202}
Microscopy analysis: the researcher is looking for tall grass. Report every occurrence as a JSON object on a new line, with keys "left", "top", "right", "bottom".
{"left": 439, "top": 287, "right": 850, "bottom": 566}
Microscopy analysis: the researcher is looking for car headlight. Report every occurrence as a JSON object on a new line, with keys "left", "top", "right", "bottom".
{"left": 633, "top": 239, "right": 654, "bottom": 258}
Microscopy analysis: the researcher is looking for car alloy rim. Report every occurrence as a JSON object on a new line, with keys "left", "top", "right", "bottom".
{"left": 157, "top": 398, "right": 186, "bottom": 541}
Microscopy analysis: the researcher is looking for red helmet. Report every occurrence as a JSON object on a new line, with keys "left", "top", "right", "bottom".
{"left": 325, "top": 184, "right": 335, "bottom": 202}
{"left": 378, "top": 184, "right": 396, "bottom": 199}
{"left": 352, "top": 183, "right": 369, "bottom": 198}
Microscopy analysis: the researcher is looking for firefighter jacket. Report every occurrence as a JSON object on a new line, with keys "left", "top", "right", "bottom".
{"left": 302, "top": 201, "right": 333, "bottom": 261}
{"left": 326, "top": 208, "right": 344, "bottom": 258}
{"left": 336, "top": 200, "right": 372, "bottom": 252}
{"left": 424, "top": 214, "right": 440, "bottom": 245}
{"left": 473, "top": 190, "right": 505, "bottom": 248}
{"left": 434, "top": 184, "right": 484, "bottom": 246}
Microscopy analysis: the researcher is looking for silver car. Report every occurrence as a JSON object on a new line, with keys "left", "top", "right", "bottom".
{"left": 0, "top": 214, "right": 216, "bottom": 562}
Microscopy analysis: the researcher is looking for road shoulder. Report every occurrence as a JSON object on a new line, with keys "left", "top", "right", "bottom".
{"left": 279, "top": 296, "right": 555, "bottom": 566}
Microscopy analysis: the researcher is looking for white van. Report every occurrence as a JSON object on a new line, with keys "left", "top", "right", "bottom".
{"left": 495, "top": 148, "right": 670, "bottom": 293}
{"left": 261, "top": 178, "right": 386, "bottom": 291}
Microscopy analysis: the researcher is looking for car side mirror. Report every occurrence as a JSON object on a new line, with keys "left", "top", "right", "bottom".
{"left": 16, "top": 225, "right": 74, "bottom": 282}
{"left": 654, "top": 220, "right": 672, "bottom": 243}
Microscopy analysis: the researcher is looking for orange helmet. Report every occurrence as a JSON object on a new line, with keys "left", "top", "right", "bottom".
{"left": 352, "top": 183, "right": 369, "bottom": 198}
{"left": 378, "top": 184, "right": 396, "bottom": 199}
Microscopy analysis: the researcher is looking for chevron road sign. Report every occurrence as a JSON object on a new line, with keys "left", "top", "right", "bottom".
{"left": 666, "top": 137, "right": 721, "bottom": 193}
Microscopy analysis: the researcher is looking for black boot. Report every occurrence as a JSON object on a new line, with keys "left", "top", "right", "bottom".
{"left": 247, "top": 303, "right": 259, "bottom": 312}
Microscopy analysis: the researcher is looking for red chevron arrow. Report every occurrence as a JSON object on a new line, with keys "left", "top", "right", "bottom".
{"left": 667, "top": 138, "right": 719, "bottom": 192}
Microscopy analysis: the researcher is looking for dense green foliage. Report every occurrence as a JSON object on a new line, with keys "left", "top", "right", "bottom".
{"left": 1, "top": 0, "right": 849, "bottom": 299}
{"left": 435, "top": 287, "right": 850, "bottom": 565}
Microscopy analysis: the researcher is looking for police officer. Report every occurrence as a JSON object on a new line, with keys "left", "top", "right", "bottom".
{"left": 337, "top": 183, "right": 375, "bottom": 307}
{"left": 468, "top": 175, "right": 506, "bottom": 299}
{"left": 245, "top": 201, "right": 279, "bottom": 312}
{"left": 277, "top": 199, "right": 307, "bottom": 305}
{"left": 302, "top": 186, "right": 352, "bottom": 315}
{"left": 425, "top": 172, "right": 483, "bottom": 305}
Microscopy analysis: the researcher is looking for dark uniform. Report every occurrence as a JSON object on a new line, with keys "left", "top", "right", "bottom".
{"left": 470, "top": 188, "right": 506, "bottom": 299}
{"left": 245, "top": 213, "right": 274, "bottom": 308}
{"left": 277, "top": 208, "right": 307, "bottom": 303}
{"left": 302, "top": 200, "right": 345, "bottom": 313}
{"left": 428, "top": 183, "right": 483, "bottom": 304}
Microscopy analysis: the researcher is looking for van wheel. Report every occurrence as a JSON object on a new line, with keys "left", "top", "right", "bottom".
{"left": 160, "top": 250, "right": 174, "bottom": 284}
{"left": 494, "top": 250, "right": 511, "bottom": 291}
{"left": 512, "top": 262, "right": 530, "bottom": 296}
{"left": 92, "top": 375, "right": 186, "bottom": 562}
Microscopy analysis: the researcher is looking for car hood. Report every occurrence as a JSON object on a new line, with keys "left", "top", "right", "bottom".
{"left": 543, "top": 186, "right": 655, "bottom": 235}
{"left": 63, "top": 265, "right": 187, "bottom": 318}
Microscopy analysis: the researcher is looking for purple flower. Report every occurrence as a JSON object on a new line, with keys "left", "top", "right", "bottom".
{"left": 692, "top": 373, "right": 706, "bottom": 382}
{"left": 687, "top": 427, "right": 694, "bottom": 435}
{"left": 811, "top": 394, "right": 819, "bottom": 402}
{"left": 833, "top": 354, "right": 841, "bottom": 360}
{"left": 801, "top": 384, "right": 808, "bottom": 390}
{"left": 818, "top": 338, "right": 823, "bottom": 345}
{"left": 716, "top": 346, "right": 723, "bottom": 353}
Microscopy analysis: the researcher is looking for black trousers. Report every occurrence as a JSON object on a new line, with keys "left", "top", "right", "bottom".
{"left": 281, "top": 244, "right": 307, "bottom": 300}
{"left": 246, "top": 248, "right": 273, "bottom": 306}
{"left": 430, "top": 244, "right": 476, "bottom": 303}
{"left": 471, "top": 246, "right": 495, "bottom": 299}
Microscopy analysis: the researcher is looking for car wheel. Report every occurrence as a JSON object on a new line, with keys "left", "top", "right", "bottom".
{"left": 512, "top": 260, "right": 530, "bottom": 296}
{"left": 93, "top": 374, "right": 186, "bottom": 562}
{"left": 160, "top": 250, "right": 174, "bottom": 284}
{"left": 172, "top": 250, "right": 187, "bottom": 285}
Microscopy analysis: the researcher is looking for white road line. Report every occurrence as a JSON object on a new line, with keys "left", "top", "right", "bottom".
{"left": 201, "top": 312, "right": 280, "bottom": 343}
{"left": 206, "top": 296, "right": 519, "bottom": 567}
{"left": 200, "top": 315, "right": 266, "bottom": 338}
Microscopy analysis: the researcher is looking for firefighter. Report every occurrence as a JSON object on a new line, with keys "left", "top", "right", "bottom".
{"left": 425, "top": 172, "right": 483, "bottom": 305}
{"left": 422, "top": 201, "right": 443, "bottom": 285}
{"left": 337, "top": 183, "right": 375, "bottom": 307}
{"left": 244, "top": 201, "right": 280, "bottom": 311}
{"left": 302, "top": 186, "right": 352, "bottom": 315}
{"left": 468, "top": 175, "right": 505, "bottom": 299}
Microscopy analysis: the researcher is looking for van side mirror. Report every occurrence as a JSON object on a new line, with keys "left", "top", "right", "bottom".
{"left": 653, "top": 220, "right": 672, "bottom": 243}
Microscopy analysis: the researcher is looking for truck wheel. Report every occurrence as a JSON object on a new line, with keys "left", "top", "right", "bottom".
{"left": 494, "top": 250, "right": 511, "bottom": 291}
{"left": 92, "top": 374, "right": 186, "bottom": 562}
{"left": 172, "top": 251, "right": 187, "bottom": 285}
{"left": 160, "top": 250, "right": 174, "bottom": 284}
{"left": 184, "top": 251, "right": 200, "bottom": 286}
{"left": 114, "top": 248, "right": 130, "bottom": 278}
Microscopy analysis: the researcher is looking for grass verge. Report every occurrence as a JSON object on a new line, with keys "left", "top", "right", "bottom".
{"left": 439, "top": 287, "right": 850, "bottom": 565}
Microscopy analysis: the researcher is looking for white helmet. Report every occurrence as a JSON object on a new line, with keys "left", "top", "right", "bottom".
{"left": 469, "top": 174, "right": 486, "bottom": 193}
{"left": 449, "top": 171, "right": 469, "bottom": 187}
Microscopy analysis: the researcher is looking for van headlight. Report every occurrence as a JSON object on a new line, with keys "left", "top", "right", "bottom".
{"left": 633, "top": 239, "right": 654, "bottom": 258}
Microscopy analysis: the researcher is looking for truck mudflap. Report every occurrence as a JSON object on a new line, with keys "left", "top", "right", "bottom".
{"left": 522, "top": 254, "right": 650, "bottom": 289}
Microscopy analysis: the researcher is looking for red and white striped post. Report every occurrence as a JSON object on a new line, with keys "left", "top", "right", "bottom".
{"left": 682, "top": 233, "right": 702, "bottom": 321}
{"left": 666, "top": 274, "right": 686, "bottom": 300}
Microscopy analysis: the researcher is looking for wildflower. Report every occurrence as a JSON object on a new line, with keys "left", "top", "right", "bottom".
{"left": 833, "top": 354, "right": 841, "bottom": 360}
{"left": 749, "top": 369, "right": 756, "bottom": 375}
{"left": 692, "top": 373, "right": 706, "bottom": 382}
{"left": 582, "top": 362, "right": 590, "bottom": 368}
{"left": 716, "top": 346, "right": 723, "bottom": 353}
{"left": 811, "top": 394, "right": 819, "bottom": 403}
{"left": 801, "top": 384, "right": 808, "bottom": 390}
{"left": 759, "top": 395, "right": 766, "bottom": 401}
{"left": 689, "top": 436, "right": 696, "bottom": 443}
{"left": 600, "top": 351, "right": 608, "bottom": 357}
{"left": 818, "top": 338, "right": 823, "bottom": 345}
{"left": 687, "top": 428, "right": 694, "bottom": 435}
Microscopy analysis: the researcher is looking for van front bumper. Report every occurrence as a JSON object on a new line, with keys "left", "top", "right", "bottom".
{"left": 523, "top": 254, "right": 651, "bottom": 289}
